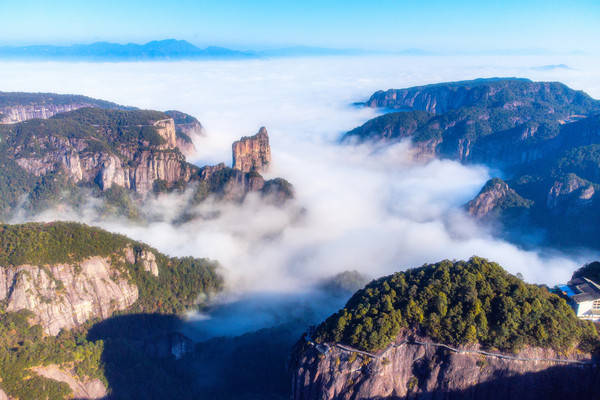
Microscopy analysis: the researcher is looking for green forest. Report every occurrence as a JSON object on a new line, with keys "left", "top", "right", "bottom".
{"left": 314, "top": 257, "right": 599, "bottom": 353}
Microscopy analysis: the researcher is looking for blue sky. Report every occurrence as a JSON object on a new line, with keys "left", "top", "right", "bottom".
{"left": 0, "top": 0, "right": 598, "bottom": 52}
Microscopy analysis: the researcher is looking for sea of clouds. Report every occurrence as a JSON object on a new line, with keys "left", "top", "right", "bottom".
{"left": 3, "top": 54, "right": 600, "bottom": 337}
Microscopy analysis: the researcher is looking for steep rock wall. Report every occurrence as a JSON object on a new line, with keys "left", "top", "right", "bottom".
{"left": 31, "top": 365, "right": 107, "bottom": 399}
{"left": 13, "top": 133, "right": 193, "bottom": 195}
{"left": 0, "top": 104, "right": 94, "bottom": 124}
{"left": 0, "top": 256, "right": 138, "bottom": 335}
{"left": 232, "top": 127, "right": 271, "bottom": 173}
{"left": 291, "top": 335, "right": 599, "bottom": 400}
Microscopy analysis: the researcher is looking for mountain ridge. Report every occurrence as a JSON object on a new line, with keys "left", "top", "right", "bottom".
{"left": 344, "top": 78, "right": 600, "bottom": 249}
{"left": 291, "top": 257, "right": 600, "bottom": 400}
{"left": 0, "top": 92, "right": 294, "bottom": 220}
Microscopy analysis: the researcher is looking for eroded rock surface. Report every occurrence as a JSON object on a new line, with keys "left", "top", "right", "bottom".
{"left": 291, "top": 334, "right": 599, "bottom": 400}
{"left": 232, "top": 127, "right": 271, "bottom": 173}
{"left": 0, "top": 255, "right": 138, "bottom": 335}
{"left": 32, "top": 365, "right": 107, "bottom": 399}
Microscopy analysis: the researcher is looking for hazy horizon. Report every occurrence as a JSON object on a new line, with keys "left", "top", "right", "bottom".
{"left": 0, "top": 1, "right": 598, "bottom": 54}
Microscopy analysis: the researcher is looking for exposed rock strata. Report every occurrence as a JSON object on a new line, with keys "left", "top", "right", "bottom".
{"left": 0, "top": 103, "right": 95, "bottom": 124}
{"left": 546, "top": 173, "right": 597, "bottom": 210}
{"left": 8, "top": 113, "right": 193, "bottom": 195}
{"left": 347, "top": 78, "right": 600, "bottom": 249}
{"left": 165, "top": 110, "right": 204, "bottom": 157}
{"left": 32, "top": 365, "right": 107, "bottom": 399}
{"left": 0, "top": 255, "right": 139, "bottom": 335}
{"left": 466, "top": 178, "right": 532, "bottom": 219}
{"left": 365, "top": 78, "right": 599, "bottom": 115}
{"left": 232, "top": 126, "right": 271, "bottom": 173}
{"left": 0, "top": 94, "right": 202, "bottom": 156}
{"left": 291, "top": 333, "right": 599, "bottom": 400}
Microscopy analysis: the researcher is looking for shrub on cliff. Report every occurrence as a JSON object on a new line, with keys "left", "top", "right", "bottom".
{"left": 314, "top": 257, "right": 598, "bottom": 353}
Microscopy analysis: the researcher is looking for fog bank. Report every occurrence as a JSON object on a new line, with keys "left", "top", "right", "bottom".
{"left": 4, "top": 54, "right": 600, "bottom": 336}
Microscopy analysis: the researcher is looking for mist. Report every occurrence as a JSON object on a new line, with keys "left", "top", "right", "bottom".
{"left": 4, "top": 54, "right": 600, "bottom": 338}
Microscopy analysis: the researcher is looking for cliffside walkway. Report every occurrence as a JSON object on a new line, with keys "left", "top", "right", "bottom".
{"left": 317, "top": 339, "right": 597, "bottom": 366}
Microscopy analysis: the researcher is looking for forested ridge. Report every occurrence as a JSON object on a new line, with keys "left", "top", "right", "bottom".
{"left": 315, "top": 257, "right": 599, "bottom": 354}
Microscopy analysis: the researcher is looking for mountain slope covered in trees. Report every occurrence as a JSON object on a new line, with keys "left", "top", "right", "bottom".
{"left": 344, "top": 78, "right": 600, "bottom": 249}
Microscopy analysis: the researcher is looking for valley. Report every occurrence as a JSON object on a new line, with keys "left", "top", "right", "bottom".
{"left": 1, "top": 56, "right": 600, "bottom": 399}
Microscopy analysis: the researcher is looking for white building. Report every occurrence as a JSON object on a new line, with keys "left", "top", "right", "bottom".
{"left": 556, "top": 277, "right": 600, "bottom": 321}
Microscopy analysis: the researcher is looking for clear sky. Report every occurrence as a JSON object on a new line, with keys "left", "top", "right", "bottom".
{"left": 0, "top": 0, "right": 598, "bottom": 53}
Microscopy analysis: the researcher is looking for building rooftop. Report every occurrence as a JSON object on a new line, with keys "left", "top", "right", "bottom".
{"left": 565, "top": 277, "right": 600, "bottom": 303}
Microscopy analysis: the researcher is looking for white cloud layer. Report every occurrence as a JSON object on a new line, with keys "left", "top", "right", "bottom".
{"left": 3, "top": 54, "right": 600, "bottom": 335}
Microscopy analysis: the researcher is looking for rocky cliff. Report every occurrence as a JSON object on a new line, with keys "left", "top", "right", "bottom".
{"left": 0, "top": 91, "right": 203, "bottom": 156}
{"left": 364, "top": 78, "right": 599, "bottom": 115}
{"left": 292, "top": 258, "right": 600, "bottom": 400}
{"left": 345, "top": 78, "right": 600, "bottom": 250}
{"left": 0, "top": 222, "right": 223, "bottom": 335}
{"left": 0, "top": 256, "right": 138, "bottom": 335}
{"left": 232, "top": 126, "right": 271, "bottom": 173}
{"left": 32, "top": 365, "right": 107, "bottom": 399}
{"left": 164, "top": 110, "right": 204, "bottom": 157}
{"left": 0, "top": 222, "right": 224, "bottom": 400}
{"left": 1, "top": 103, "right": 97, "bottom": 124}
{"left": 0, "top": 244, "right": 163, "bottom": 335}
{"left": 0, "top": 103, "right": 293, "bottom": 218}
{"left": 291, "top": 333, "right": 599, "bottom": 400}
{"left": 186, "top": 127, "right": 292, "bottom": 206}
{"left": 466, "top": 178, "right": 533, "bottom": 219}
{"left": 0, "top": 108, "right": 194, "bottom": 196}
{"left": 0, "top": 91, "right": 126, "bottom": 124}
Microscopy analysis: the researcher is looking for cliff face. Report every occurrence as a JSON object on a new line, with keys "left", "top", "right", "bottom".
{"left": 365, "top": 78, "right": 599, "bottom": 115}
{"left": 0, "top": 103, "right": 96, "bottom": 124}
{"left": 291, "top": 334, "right": 599, "bottom": 400}
{"left": 0, "top": 224, "right": 174, "bottom": 336}
{"left": 232, "top": 126, "right": 271, "bottom": 173}
{"left": 466, "top": 178, "right": 533, "bottom": 219}
{"left": 0, "top": 92, "right": 202, "bottom": 156}
{"left": 349, "top": 78, "right": 600, "bottom": 168}
{"left": 0, "top": 100, "right": 294, "bottom": 217}
{"left": 165, "top": 110, "right": 204, "bottom": 157}
{"left": 2, "top": 108, "right": 196, "bottom": 196}
{"left": 546, "top": 173, "right": 597, "bottom": 210}
{"left": 0, "top": 255, "right": 139, "bottom": 335}
{"left": 32, "top": 365, "right": 107, "bottom": 399}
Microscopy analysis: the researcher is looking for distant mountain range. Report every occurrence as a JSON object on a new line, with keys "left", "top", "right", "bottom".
{"left": 0, "top": 39, "right": 576, "bottom": 61}
{"left": 0, "top": 39, "right": 254, "bottom": 60}
{"left": 0, "top": 39, "right": 432, "bottom": 61}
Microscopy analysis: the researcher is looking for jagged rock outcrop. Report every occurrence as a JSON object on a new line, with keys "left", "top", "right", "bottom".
{"left": 0, "top": 101, "right": 294, "bottom": 217}
{"left": 546, "top": 173, "right": 597, "bottom": 210}
{"left": 128, "top": 246, "right": 159, "bottom": 277}
{"left": 165, "top": 110, "right": 204, "bottom": 157}
{"left": 466, "top": 178, "right": 533, "bottom": 219}
{"left": 232, "top": 126, "right": 271, "bottom": 173}
{"left": 32, "top": 365, "right": 107, "bottom": 399}
{"left": 0, "top": 255, "right": 139, "bottom": 335}
{"left": 199, "top": 162, "right": 266, "bottom": 200}
{"left": 291, "top": 333, "right": 599, "bottom": 400}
